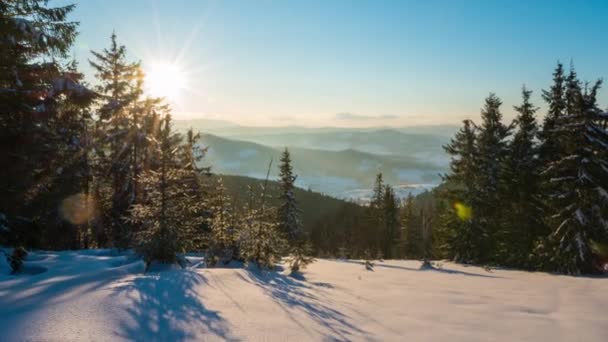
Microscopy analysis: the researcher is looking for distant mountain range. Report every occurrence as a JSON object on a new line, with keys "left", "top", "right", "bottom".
{"left": 174, "top": 119, "right": 455, "bottom": 201}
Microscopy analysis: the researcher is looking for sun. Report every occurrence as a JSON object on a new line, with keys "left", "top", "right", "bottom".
{"left": 145, "top": 62, "right": 187, "bottom": 101}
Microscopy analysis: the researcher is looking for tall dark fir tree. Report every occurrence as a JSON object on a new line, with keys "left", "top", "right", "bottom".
{"left": 473, "top": 93, "right": 511, "bottom": 263}
{"left": 381, "top": 184, "right": 400, "bottom": 259}
{"left": 539, "top": 62, "right": 566, "bottom": 163}
{"left": 401, "top": 193, "right": 422, "bottom": 259}
{"left": 540, "top": 71, "right": 608, "bottom": 274}
{"left": 499, "top": 86, "right": 545, "bottom": 266}
{"left": 0, "top": 1, "right": 94, "bottom": 247}
{"left": 440, "top": 120, "right": 479, "bottom": 262}
{"left": 277, "top": 148, "right": 303, "bottom": 243}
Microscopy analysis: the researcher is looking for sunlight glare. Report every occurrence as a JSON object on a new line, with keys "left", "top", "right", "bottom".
{"left": 145, "top": 62, "right": 187, "bottom": 101}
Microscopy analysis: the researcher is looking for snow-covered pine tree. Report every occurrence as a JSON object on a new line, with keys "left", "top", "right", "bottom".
{"left": 473, "top": 93, "right": 511, "bottom": 263}
{"left": 401, "top": 193, "right": 422, "bottom": 259}
{"left": 0, "top": 1, "right": 96, "bottom": 248}
{"left": 127, "top": 115, "right": 204, "bottom": 269}
{"left": 238, "top": 161, "right": 287, "bottom": 270}
{"left": 207, "top": 177, "right": 238, "bottom": 266}
{"left": 498, "top": 86, "right": 545, "bottom": 267}
{"left": 89, "top": 33, "right": 146, "bottom": 248}
{"left": 6, "top": 247, "right": 27, "bottom": 274}
{"left": 179, "top": 128, "right": 211, "bottom": 250}
{"left": 541, "top": 73, "right": 608, "bottom": 274}
{"left": 440, "top": 120, "right": 479, "bottom": 262}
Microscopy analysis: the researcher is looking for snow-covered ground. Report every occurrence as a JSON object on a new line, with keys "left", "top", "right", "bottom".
{"left": 1, "top": 250, "right": 607, "bottom": 341}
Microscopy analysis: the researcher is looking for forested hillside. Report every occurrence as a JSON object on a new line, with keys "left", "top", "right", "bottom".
{"left": 1, "top": 1, "right": 607, "bottom": 276}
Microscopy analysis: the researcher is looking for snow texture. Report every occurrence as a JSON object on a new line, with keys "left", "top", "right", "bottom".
{"left": 1, "top": 250, "right": 607, "bottom": 341}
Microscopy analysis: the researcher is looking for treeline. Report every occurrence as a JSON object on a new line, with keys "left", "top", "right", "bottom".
{"left": 431, "top": 63, "right": 608, "bottom": 275}
{"left": 0, "top": 1, "right": 311, "bottom": 273}
{"left": 311, "top": 63, "right": 608, "bottom": 276}
{"left": 310, "top": 173, "right": 434, "bottom": 261}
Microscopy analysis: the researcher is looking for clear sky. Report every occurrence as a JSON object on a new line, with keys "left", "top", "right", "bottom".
{"left": 62, "top": 0, "right": 608, "bottom": 126}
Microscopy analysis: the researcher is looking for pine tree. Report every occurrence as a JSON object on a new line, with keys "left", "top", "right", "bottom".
{"left": 381, "top": 185, "right": 400, "bottom": 259}
{"left": 207, "top": 177, "right": 238, "bottom": 265}
{"left": 127, "top": 115, "right": 204, "bottom": 269}
{"left": 541, "top": 73, "right": 608, "bottom": 274}
{"left": 286, "top": 242, "right": 315, "bottom": 275}
{"left": 440, "top": 120, "right": 479, "bottom": 262}
{"left": 370, "top": 173, "right": 385, "bottom": 210}
{"left": 539, "top": 62, "right": 566, "bottom": 163}
{"left": 401, "top": 193, "right": 422, "bottom": 258}
{"left": 473, "top": 93, "right": 511, "bottom": 263}
{"left": 89, "top": 33, "right": 147, "bottom": 247}
{"left": 498, "top": 86, "right": 545, "bottom": 267}
{"left": 238, "top": 161, "right": 287, "bottom": 269}
{"left": 277, "top": 148, "right": 303, "bottom": 242}
{"left": 368, "top": 173, "right": 385, "bottom": 253}
{"left": 420, "top": 205, "right": 434, "bottom": 268}
{"left": 276, "top": 148, "right": 314, "bottom": 273}
{"left": 565, "top": 63, "right": 582, "bottom": 117}
{"left": 0, "top": 1, "right": 95, "bottom": 248}
{"left": 179, "top": 128, "right": 211, "bottom": 249}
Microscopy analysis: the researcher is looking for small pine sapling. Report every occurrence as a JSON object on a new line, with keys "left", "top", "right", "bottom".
{"left": 363, "top": 250, "right": 374, "bottom": 271}
{"left": 7, "top": 247, "right": 28, "bottom": 274}
{"left": 287, "top": 242, "right": 315, "bottom": 275}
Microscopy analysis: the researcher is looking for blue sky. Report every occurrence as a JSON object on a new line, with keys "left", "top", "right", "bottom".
{"left": 63, "top": 0, "right": 608, "bottom": 126}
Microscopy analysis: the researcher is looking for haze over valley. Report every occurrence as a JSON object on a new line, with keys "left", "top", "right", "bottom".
{"left": 174, "top": 119, "right": 454, "bottom": 201}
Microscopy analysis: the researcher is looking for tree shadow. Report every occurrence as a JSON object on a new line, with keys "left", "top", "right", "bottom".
{"left": 340, "top": 260, "right": 502, "bottom": 278}
{"left": 112, "top": 269, "right": 239, "bottom": 341}
{"left": 0, "top": 252, "right": 136, "bottom": 340}
{"left": 243, "top": 269, "right": 371, "bottom": 341}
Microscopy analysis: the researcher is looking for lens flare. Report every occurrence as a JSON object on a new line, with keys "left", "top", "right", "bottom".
{"left": 453, "top": 202, "right": 472, "bottom": 221}
{"left": 60, "top": 193, "right": 95, "bottom": 225}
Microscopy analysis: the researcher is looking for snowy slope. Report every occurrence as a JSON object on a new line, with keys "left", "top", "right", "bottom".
{"left": 1, "top": 250, "right": 607, "bottom": 341}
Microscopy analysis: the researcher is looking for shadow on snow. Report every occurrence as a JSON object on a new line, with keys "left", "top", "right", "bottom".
{"left": 339, "top": 259, "right": 502, "bottom": 278}
{"left": 112, "top": 269, "right": 239, "bottom": 342}
{"left": 242, "top": 268, "right": 370, "bottom": 342}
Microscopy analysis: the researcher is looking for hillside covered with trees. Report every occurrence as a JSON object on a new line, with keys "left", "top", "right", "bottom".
{"left": 1, "top": 0, "right": 607, "bottom": 278}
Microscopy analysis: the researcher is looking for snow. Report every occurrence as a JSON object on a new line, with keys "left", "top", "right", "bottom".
{"left": 1, "top": 250, "right": 607, "bottom": 341}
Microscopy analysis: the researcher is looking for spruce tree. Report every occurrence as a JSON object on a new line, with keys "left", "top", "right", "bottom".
{"left": 541, "top": 74, "right": 608, "bottom": 274}
{"left": 89, "top": 33, "right": 146, "bottom": 248}
{"left": 473, "top": 93, "right": 511, "bottom": 263}
{"left": 539, "top": 62, "right": 566, "bottom": 163}
{"left": 368, "top": 173, "right": 385, "bottom": 253}
{"left": 401, "top": 193, "right": 422, "bottom": 259}
{"left": 0, "top": 1, "right": 95, "bottom": 247}
{"left": 277, "top": 148, "right": 303, "bottom": 242}
{"left": 381, "top": 185, "right": 400, "bottom": 259}
{"left": 179, "top": 128, "right": 211, "bottom": 249}
{"left": 440, "top": 120, "right": 479, "bottom": 262}
{"left": 127, "top": 115, "right": 204, "bottom": 269}
{"left": 208, "top": 177, "right": 238, "bottom": 265}
{"left": 238, "top": 161, "right": 287, "bottom": 269}
{"left": 498, "top": 87, "right": 545, "bottom": 266}
{"left": 277, "top": 148, "right": 314, "bottom": 273}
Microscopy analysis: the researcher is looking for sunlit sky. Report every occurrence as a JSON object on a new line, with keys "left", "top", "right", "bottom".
{"left": 63, "top": 0, "right": 608, "bottom": 127}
